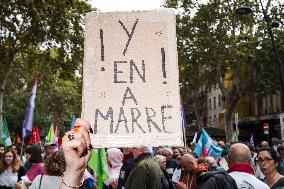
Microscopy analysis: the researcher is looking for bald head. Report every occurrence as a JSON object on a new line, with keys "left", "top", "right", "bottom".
{"left": 261, "top": 141, "right": 269, "bottom": 148}
{"left": 180, "top": 154, "right": 197, "bottom": 173}
{"left": 228, "top": 143, "right": 251, "bottom": 165}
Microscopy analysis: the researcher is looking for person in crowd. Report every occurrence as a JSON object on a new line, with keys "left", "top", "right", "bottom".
{"left": 0, "top": 144, "right": 5, "bottom": 168}
{"left": 205, "top": 156, "right": 225, "bottom": 172}
{"left": 124, "top": 147, "right": 162, "bottom": 189}
{"left": 0, "top": 144, "right": 5, "bottom": 157}
{"left": 117, "top": 148, "right": 135, "bottom": 189}
{"left": 29, "top": 150, "right": 66, "bottom": 189}
{"left": 271, "top": 138, "right": 282, "bottom": 152}
{"left": 174, "top": 154, "right": 207, "bottom": 189}
{"left": 277, "top": 145, "right": 284, "bottom": 162}
{"left": 228, "top": 143, "right": 269, "bottom": 189}
{"left": 23, "top": 150, "right": 31, "bottom": 172}
{"left": 172, "top": 147, "right": 181, "bottom": 163}
{"left": 158, "top": 147, "right": 178, "bottom": 179}
{"left": 21, "top": 146, "right": 44, "bottom": 186}
{"left": 104, "top": 148, "right": 123, "bottom": 189}
{"left": 198, "top": 160, "right": 237, "bottom": 189}
{"left": 0, "top": 149, "right": 25, "bottom": 188}
{"left": 43, "top": 142, "right": 56, "bottom": 160}
{"left": 249, "top": 145, "right": 265, "bottom": 180}
{"left": 257, "top": 148, "right": 284, "bottom": 189}
{"left": 261, "top": 141, "right": 270, "bottom": 149}
{"left": 10, "top": 144, "right": 25, "bottom": 164}
{"left": 154, "top": 155, "right": 175, "bottom": 189}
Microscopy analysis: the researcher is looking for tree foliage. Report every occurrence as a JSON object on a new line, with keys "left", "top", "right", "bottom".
{"left": 0, "top": 0, "right": 93, "bottom": 136}
{"left": 165, "top": 0, "right": 284, "bottom": 139}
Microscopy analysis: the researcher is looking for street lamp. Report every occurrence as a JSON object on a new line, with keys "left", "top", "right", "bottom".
{"left": 236, "top": 1, "right": 284, "bottom": 111}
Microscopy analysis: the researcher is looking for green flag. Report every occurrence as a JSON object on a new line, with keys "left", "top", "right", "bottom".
{"left": 45, "top": 123, "right": 55, "bottom": 143}
{"left": 0, "top": 118, "right": 12, "bottom": 147}
{"left": 88, "top": 148, "right": 109, "bottom": 189}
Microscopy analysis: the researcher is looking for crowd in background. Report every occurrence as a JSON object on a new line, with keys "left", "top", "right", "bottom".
{"left": 0, "top": 129, "right": 284, "bottom": 188}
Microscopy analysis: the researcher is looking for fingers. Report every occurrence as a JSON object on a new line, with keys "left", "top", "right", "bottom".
{"left": 62, "top": 118, "right": 93, "bottom": 158}
{"left": 79, "top": 126, "right": 92, "bottom": 150}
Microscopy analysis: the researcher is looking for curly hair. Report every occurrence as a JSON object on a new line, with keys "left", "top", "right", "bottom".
{"left": 0, "top": 149, "right": 21, "bottom": 173}
{"left": 44, "top": 150, "right": 66, "bottom": 176}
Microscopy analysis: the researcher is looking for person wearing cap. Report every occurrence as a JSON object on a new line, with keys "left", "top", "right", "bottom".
{"left": 44, "top": 142, "right": 56, "bottom": 160}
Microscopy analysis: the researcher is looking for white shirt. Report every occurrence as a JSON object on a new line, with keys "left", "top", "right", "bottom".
{"left": 171, "top": 168, "right": 181, "bottom": 182}
{"left": 0, "top": 170, "right": 18, "bottom": 187}
{"left": 29, "top": 175, "right": 62, "bottom": 189}
{"left": 229, "top": 171, "right": 269, "bottom": 189}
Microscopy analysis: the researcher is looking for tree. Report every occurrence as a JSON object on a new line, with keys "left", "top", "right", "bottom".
{"left": 165, "top": 0, "right": 284, "bottom": 140}
{"left": 0, "top": 1, "right": 92, "bottom": 131}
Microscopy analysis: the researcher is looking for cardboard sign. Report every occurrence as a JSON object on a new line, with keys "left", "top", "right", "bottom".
{"left": 82, "top": 10, "right": 183, "bottom": 148}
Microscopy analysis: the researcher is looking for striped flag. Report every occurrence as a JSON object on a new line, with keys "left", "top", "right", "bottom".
{"left": 194, "top": 128, "right": 223, "bottom": 159}
{"left": 22, "top": 76, "right": 39, "bottom": 138}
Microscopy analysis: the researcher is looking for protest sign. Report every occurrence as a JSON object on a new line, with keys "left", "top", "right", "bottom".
{"left": 82, "top": 10, "right": 183, "bottom": 147}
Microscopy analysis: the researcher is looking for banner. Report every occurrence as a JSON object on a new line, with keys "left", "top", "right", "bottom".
{"left": 82, "top": 10, "right": 182, "bottom": 147}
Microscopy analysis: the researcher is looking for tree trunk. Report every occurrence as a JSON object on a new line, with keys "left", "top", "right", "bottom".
{"left": 225, "top": 110, "right": 233, "bottom": 141}
{"left": 0, "top": 57, "right": 13, "bottom": 132}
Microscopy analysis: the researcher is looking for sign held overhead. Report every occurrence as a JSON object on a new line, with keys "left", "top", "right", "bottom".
{"left": 82, "top": 10, "right": 183, "bottom": 148}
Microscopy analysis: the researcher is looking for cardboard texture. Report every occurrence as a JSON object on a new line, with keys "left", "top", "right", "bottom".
{"left": 82, "top": 9, "right": 183, "bottom": 147}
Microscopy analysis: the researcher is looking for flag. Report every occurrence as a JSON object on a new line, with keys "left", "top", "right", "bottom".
{"left": 0, "top": 118, "right": 12, "bottom": 147}
{"left": 45, "top": 123, "right": 55, "bottom": 143}
{"left": 180, "top": 97, "right": 188, "bottom": 128}
{"left": 191, "top": 132, "right": 198, "bottom": 144}
{"left": 88, "top": 149, "right": 109, "bottom": 189}
{"left": 249, "top": 133, "right": 254, "bottom": 147}
{"left": 29, "top": 127, "right": 41, "bottom": 144}
{"left": 22, "top": 76, "right": 39, "bottom": 138}
{"left": 54, "top": 126, "right": 59, "bottom": 147}
{"left": 194, "top": 128, "right": 223, "bottom": 159}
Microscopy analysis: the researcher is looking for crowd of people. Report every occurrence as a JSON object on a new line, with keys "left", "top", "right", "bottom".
{"left": 0, "top": 119, "right": 284, "bottom": 189}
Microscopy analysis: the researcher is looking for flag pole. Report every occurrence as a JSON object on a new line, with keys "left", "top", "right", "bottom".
{"left": 20, "top": 137, "right": 25, "bottom": 161}
{"left": 182, "top": 125, "right": 187, "bottom": 149}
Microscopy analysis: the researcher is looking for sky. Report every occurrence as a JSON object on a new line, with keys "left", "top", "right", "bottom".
{"left": 90, "top": 0, "right": 166, "bottom": 12}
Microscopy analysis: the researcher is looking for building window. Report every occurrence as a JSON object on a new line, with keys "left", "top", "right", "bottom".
{"left": 213, "top": 97, "right": 216, "bottom": 109}
{"left": 218, "top": 95, "right": 221, "bottom": 107}
{"left": 214, "top": 115, "right": 217, "bottom": 125}
{"left": 209, "top": 99, "right": 211, "bottom": 110}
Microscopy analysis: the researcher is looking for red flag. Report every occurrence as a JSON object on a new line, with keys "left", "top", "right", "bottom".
{"left": 29, "top": 127, "right": 40, "bottom": 144}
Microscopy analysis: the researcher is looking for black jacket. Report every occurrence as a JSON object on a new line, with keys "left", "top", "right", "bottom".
{"left": 198, "top": 171, "right": 238, "bottom": 189}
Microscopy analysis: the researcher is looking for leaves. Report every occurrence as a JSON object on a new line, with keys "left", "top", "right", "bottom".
{"left": 1, "top": 0, "right": 93, "bottom": 135}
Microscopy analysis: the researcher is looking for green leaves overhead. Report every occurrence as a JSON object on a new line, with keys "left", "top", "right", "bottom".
{"left": 1, "top": 0, "right": 93, "bottom": 133}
